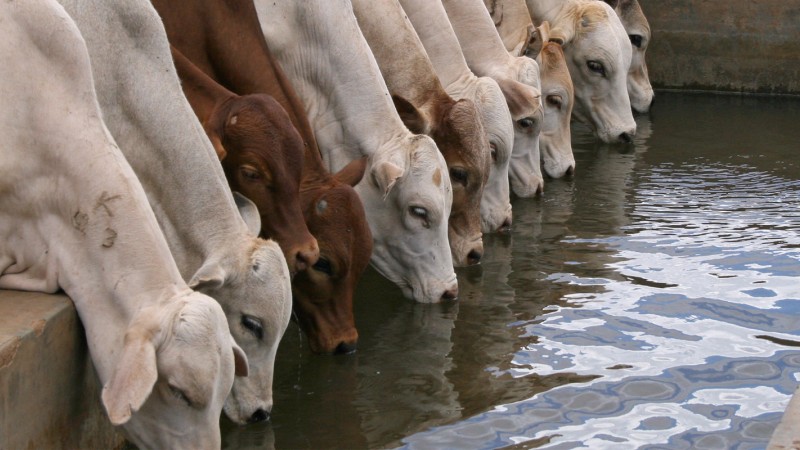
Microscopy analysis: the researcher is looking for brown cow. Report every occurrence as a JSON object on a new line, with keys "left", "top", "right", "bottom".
{"left": 171, "top": 46, "right": 318, "bottom": 276}
{"left": 152, "top": 0, "right": 372, "bottom": 355}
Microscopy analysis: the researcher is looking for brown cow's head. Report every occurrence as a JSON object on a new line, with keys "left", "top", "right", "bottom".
{"left": 208, "top": 94, "right": 320, "bottom": 275}
{"left": 294, "top": 157, "right": 372, "bottom": 354}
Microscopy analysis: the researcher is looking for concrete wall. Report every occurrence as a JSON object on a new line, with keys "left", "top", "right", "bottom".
{"left": 0, "top": 290, "right": 125, "bottom": 449}
{"left": 639, "top": 0, "right": 800, "bottom": 95}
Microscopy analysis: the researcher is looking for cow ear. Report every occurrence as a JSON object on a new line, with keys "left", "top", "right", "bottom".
{"left": 548, "top": 23, "right": 571, "bottom": 47}
{"left": 333, "top": 157, "right": 368, "bottom": 187}
{"left": 514, "top": 24, "right": 536, "bottom": 57}
{"left": 203, "top": 121, "right": 228, "bottom": 160}
{"left": 392, "top": 95, "right": 427, "bottom": 135}
{"left": 102, "top": 330, "right": 158, "bottom": 425}
{"left": 371, "top": 160, "right": 404, "bottom": 198}
{"left": 496, "top": 77, "right": 541, "bottom": 120}
{"left": 233, "top": 191, "right": 261, "bottom": 236}
{"left": 231, "top": 336, "right": 249, "bottom": 377}
{"left": 189, "top": 260, "right": 227, "bottom": 291}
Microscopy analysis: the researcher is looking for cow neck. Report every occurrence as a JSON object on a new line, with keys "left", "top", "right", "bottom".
{"left": 353, "top": 0, "right": 451, "bottom": 126}
{"left": 398, "top": 0, "right": 477, "bottom": 91}
{"left": 171, "top": 45, "right": 235, "bottom": 127}
{"left": 254, "top": 2, "right": 412, "bottom": 170}
{"left": 441, "top": 0, "right": 517, "bottom": 78}
{"left": 65, "top": 1, "right": 252, "bottom": 277}
{"left": 526, "top": 0, "right": 566, "bottom": 25}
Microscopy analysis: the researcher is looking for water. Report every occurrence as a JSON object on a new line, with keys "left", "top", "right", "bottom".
{"left": 222, "top": 92, "right": 800, "bottom": 449}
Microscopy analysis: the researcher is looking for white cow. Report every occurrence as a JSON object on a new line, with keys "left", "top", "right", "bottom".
{"left": 441, "top": 0, "right": 551, "bottom": 196}
{"left": 602, "top": 0, "right": 654, "bottom": 113}
{"left": 397, "top": 0, "right": 515, "bottom": 233}
{"left": 483, "top": 0, "right": 576, "bottom": 179}
{"left": 0, "top": 1, "right": 246, "bottom": 447}
{"left": 255, "top": 0, "right": 459, "bottom": 302}
{"left": 527, "top": 0, "right": 638, "bottom": 143}
{"left": 351, "top": 0, "right": 489, "bottom": 267}
{"left": 56, "top": 0, "right": 292, "bottom": 425}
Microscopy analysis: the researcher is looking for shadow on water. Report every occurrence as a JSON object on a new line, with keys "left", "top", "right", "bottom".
{"left": 222, "top": 92, "right": 800, "bottom": 450}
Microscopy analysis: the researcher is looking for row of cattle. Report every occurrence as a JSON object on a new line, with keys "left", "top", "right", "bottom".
{"left": 0, "top": 0, "right": 651, "bottom": 448}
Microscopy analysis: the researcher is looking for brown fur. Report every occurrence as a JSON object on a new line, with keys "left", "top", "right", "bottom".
{"left": 152, "top": 0, "right": 372, "bottom": 354}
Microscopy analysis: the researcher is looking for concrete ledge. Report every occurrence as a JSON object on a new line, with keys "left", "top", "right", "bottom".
{"left": 0, "top": 290, "right": 125, "bottom": 449}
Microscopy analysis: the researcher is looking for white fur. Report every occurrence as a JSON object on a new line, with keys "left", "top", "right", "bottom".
{"left": 56, "top": 0, "right": 292, "bottom": 425}
{"left": 442, "top": 0, "right": 548, "bottom": 197}
{"left": 527, "top": 0, "right": 638, "bottom": 143}
{"left": 0, "top": 1, "right": 241, "bottom": 447}
{"left": 255, "top": 0, "right": 458, "bottom": 302}
{"left": 399, "top": 0, "right": 514, "bottom": 232}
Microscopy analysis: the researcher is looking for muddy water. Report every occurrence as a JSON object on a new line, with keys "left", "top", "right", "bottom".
{"left": 221, "top": 92, "right": 800, "bottom": 449}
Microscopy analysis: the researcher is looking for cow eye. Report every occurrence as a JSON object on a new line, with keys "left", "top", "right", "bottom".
{"left": 169, "top": 385, "right": 192, "bottom": 407}
{"left": 518, "top": 118, "right": 535, "bottom": 129}
{"left": 312, "top": 257, "right": 333, "bottom": 276}
{"left": 241, "top": 315, "right": 264, "bottom": 340}
{"left": 489, "top": 143, "right": 498, "bottom": 162}
{"left": 629, "top": 34, "right": 643, "bottom": 48}
{"left": 449, "top": 167, "right": 468, "bottom": 186}
{"left": 409, "top": 206, "right": 430, "bottom": 228}
{"left": 546, "top": 95, "right": 563, "bottom": 108}
{"left": 587, "top": 60, "right": 606, "bottom": 77}
{"left": 240, "top": 165, "right": 261, "bottom": 181}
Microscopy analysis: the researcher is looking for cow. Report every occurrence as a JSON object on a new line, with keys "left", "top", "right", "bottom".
{"left": 602, "top": 0, "right": 654, "bottom": 113}
{"left": 397, "top": 0, "right": 515, "bottom": 234}
{"left": 0, "top": 1, "right": 247, "bottom": 447}
{"left": 56, "top": 0, "right": 293, "bottom": 425}
{"left": 254, "top": 0, "right": 459, "bottom": 302}
{"left": 528, "top": 22, "right": 577, "bottom": 179}
{"left": 170, "top": 46, "right": 319, "bottom": 276}
{"left": 440, "top": 0, "right": 551, "bottom": 196}
{"left": 150, "top": 0, "right": 374, "bottom": 353}
{"left": 484, "top": 0, "right": 536, "bottom": 56}
{"left": 526, "top": 0, "right": 638, "bottom": 143}
{"left": 482, "top": 0, "right": 576, "bottom": 179}
{"left": 351, "top": 0, "right": 490, "bottom": 267}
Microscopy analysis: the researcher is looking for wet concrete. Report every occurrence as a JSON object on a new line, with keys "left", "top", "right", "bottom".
{"left": 638, "top": 0, "right": 800, "bottom": 94}
{"left": 0, "top": 290, "right": 124, "bottom": 449}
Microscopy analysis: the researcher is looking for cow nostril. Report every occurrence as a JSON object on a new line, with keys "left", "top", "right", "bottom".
{"left": 565, "top": 165, "right": 575, "bottom": 177}
{"left": 249, "top": 408, "right": 270, "bottom": 424}
{"left": 619, "top": 132, "right": 633, "bottom": 144}
{"left": 467, "top": 249, "right": 482, "bottom": 265}
{"left": 498, "top": 217, "right": 512, "bottom": 233}
{"left": 441, "top": 287, "right": 458, "bottom": 301}
{"left": 334, "top": 341, "right": 358, "bottom": 355}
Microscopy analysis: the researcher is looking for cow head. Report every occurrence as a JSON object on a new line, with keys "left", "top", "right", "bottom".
{"left": 208, "top": 93, "right": 320, "bottom": 276}
{"left": 529, "top": 21, "right": 576, "bottom": 179}
{"left": 356, "top": 133, "right": 458, "bottom": 303}
{"left": 102, "top": 292, "right": 247, "bottom": 449}
{"left": 550, "top": 1, "right": 636, "bottom": 143}
{"left": 603, "top": 0, "right": 653, "bottom": 113}
{"left": 394, "top": 96, "right": 489, "bottom": 267}
{"left": 188, "top": 194, "right": 292, "bottom": 425}
{"left": 473, "top": 77, "right": 514, "bottom": 233}
{"left": 496, "top": 75, "right": 545, "bottom": 198}
{"left": 293, "top": 158, "right": 372, "bottom": 354}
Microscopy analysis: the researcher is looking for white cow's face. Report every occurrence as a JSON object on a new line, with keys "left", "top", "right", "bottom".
{"left": 618, "top": 1, "right": 653, "bottom": 113}
{"left": 498, "top": 73, "right": 545, "bottom": 198}
{"left": 562, "top": 3, "right": 637, "bottom": 144}
{"left": 537, "top": 42, "right": 576, "bottom": 179}
{"left": 190, "top": 238, "right": 292, "bottom": 425}
{"left": 103, "top": 293, "right": 245, "bottom": 450}
{"left": 357, "top": 135, "right": 458, "bottom": 303}
{"left": 474, "top": 77, "right": 514, "bottom": 233}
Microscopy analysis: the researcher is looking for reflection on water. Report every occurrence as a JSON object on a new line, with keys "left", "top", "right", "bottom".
{"left": 223, "top": 93, "right": 800, "bottom": 449}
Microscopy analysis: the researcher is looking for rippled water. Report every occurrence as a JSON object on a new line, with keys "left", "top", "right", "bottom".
{"left": 222, "top": 93, "right": 800, "bottom": 449}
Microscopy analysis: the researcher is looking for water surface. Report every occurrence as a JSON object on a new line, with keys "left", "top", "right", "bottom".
{"left": 223, "top": 92, "right": 800, "bottom": 449}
